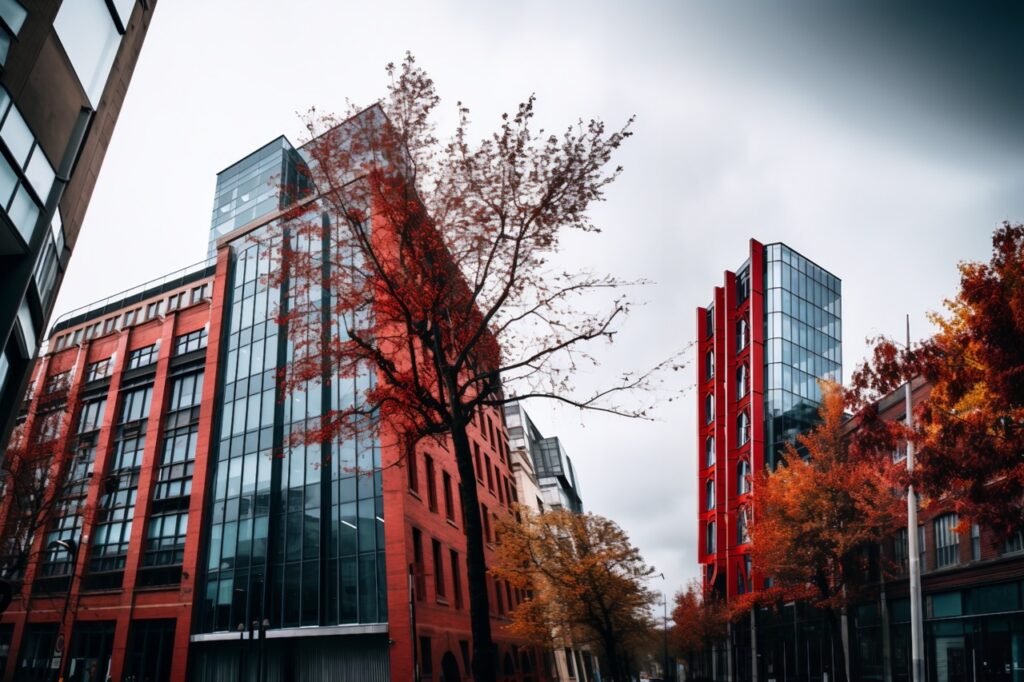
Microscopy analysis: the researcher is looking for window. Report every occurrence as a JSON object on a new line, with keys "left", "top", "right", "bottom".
{"left": 425, "top": 455, "right": 437, "bottom": 512}
{"left": 407, "top": 452, "right": 419, "bottom": 493}
{"left": 934, "top": 514, "right": 959, "bottom": 568}
{"left": 705, "top": 479, "right": 714, "bottom": 510}
{"left": 190, "top": 284, "right": 210, "bottom": 304}
{"left": 474, "top": 442, "right": 483, "bottom": 481}
{"left": 737, "top": 459, "right": 750, "bottom": 495}
{"left": 705, "top": 350, "right": 714, "bottom": 380}
{"left": 89, "top": 384, "right": 151, "bottom": 582}
{"left": 736, "top": 318, "right": 748, "bottom": 351}
{"left": 432, "top": 539, "right": 446, "bottom": 600}
{"left": 46, "top": 370, "right": 71, "bottom": 393}
{"left": 737, "top": 507, "right": 750, "bottom": 544}
{"left": 737, "top": 571, "right": 746, "bottom": 595}
{"left": 166, "top": 293, "right": 181, "bottom": 312}
{"left": 127, "top": 344, "right": 158, "bottom": 369}
{"left": 482, "top": 505, "right": 491, "bottom": 544}
{"left": 412, "top": 528, "right": 425, "bottom": 601}
{"left": 704, "top": 394, "right": 714, "bottom": 425}
{"left": 971, "top": 523, "right": 981, "bottom": 561}
{"left": 143, "top": 511, "right": 188, "bottom": 568}
{"left": 706, "top": 522, "right": 716, "bottom": 554}
{"left": 450, "top": 549, "right": 463, "bottom": 609}
{"left": 145, "top": 302, "right": 159, "bottom": 320}
{"left": 54, "top": 0, "right": 122, "bottom": 104}
{"left": 918, "top": 524, "right": 927, "bottom": 572}
{"left": 442, "top": 471, "right": 455, "bottom": 522}
{"left": 85, "top": 358, "right": 111, "bottom": 382}
{"left": 705, "top": 305, "right": 714, "bottom": 337}
{"left": 737, "top": 363, "right": 748, "bottom": 399}
{"left": 174, "top": 328, "right": 208, "bottom": 356}
{"left": 485, "top": 455, "right": 494, "bottom": 491}
{"left": 737, "top": 410, "right": 750, "bottom": 446}
{"left": 893, "top": 528, "right": 908, "bottom": 576}
{"left": 103, "top": 317, "right": 116, "bottom": 334}
{"left": 705, "top": 437, "right": 715, "bottom": 468}
{"left": 152, "top": 372, "right": 202, "bottom": 502}
{"left": 420, "top": 636, "right": 433, "bottom": 678}
{"left": 1004, "top": 530, "right": 1024, "bottom": 555}
{"left": 736, "top": 268, "right": 750, "bottom": 304}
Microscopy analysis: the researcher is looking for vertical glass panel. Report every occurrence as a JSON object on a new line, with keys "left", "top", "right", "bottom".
{"left": 0, "top": 149, "right": 15, "bottom": 207}
{"left": 12, "top": 184, "right": 43, "bottom": 245}
{"left": 54, "top": 0, "right": 121, "bottom": 105}
{"left": 0, "top": 1, "right": 27, "bottom": 33}
{"left": 1, "top": 103, "right": 32, "bottom": 165}
{"left": 110, "top": 0, "right": 135, "bottom": 30}
{"left": 25, "top": 148, "right": 55, "bottom": 201}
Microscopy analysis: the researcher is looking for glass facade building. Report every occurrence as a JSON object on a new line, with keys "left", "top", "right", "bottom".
{"left": 761, "top": 243, "right": 842, "bottom": 468}
{"left": 697, "top": 239, "right": 842, "bottom": 603}
{"left": 199, "top": 200, "right": 387, "bottom": 634}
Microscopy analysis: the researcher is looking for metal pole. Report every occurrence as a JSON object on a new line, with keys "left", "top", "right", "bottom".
{"left": 905, "top": 315, "right": 925, "bottom": 682}
{"left": 664, "top": 593, "right": 670, "bottom": 681}
{"left": 46, "top": 539, "right": 77, "bottom": 681}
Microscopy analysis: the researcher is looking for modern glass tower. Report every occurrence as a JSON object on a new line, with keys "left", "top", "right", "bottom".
{"left": 696, "top": 239, "right": 841, "bottom": 603}
{"left": 189, "top": 107, "right": 534, "bottom": 681}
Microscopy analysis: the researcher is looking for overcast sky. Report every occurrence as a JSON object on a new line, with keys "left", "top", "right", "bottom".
{"left": 52, "top": 1, "right": 1024, "bottom": 600}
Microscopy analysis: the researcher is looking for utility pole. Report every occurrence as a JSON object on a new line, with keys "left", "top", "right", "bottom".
{"left": 904, "top": 315, "right": 924, "bottom": 682}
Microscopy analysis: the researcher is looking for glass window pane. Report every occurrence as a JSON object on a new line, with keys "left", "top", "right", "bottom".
{"left": 9, "top": 183, "right": 39, "bottom": 242}
{"left": 1, "top": 103, "right": 32, "bottom": 165}
{"left": 110, "top": 0, "right": 134, "bottom": 30}
{"left": 25, "top": 147, "right": 55, "bottom": 201}
{"left": 0, "top": 0, "right": 27, "bottom": 33}
{"left": 0, "top": 150, "right": 17, "bottom": 207}
{"left": 54, "top": 0, "right": 121, "bottom": 105}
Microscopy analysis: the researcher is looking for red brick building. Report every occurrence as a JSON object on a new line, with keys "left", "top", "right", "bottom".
{"left": 0, "top": 262, "right": 216, "bottom": 681}
{"left": 0, "top": 107, "right": 546, "bottom": 681}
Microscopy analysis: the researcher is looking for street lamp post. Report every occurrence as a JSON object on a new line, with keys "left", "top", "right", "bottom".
{"left": 902, "top": 316, "right": 924, "bottom": 682}
{"left": 659, "top": 573, "right": 669, "bottom": 681}
{"left": 46, "top": 538, "right": 77, "bottom": 680}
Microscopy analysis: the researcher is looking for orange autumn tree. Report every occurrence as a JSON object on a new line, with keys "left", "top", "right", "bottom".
{"left": 263, "top": 54, "right": 675, "bottom": 682}
{"left": 493, "top": 509, "right": 656, "bottom": 682}
{"left": 741, "top": 381, "right": 904, "bottom": 682}
{"left": 671, "top": 580, "right": 727, "bottom": 678}
{"left": 851, "top": 223, "right": 1024, "bottom": 540}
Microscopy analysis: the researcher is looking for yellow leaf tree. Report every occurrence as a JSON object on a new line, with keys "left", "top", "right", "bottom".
{"left": 493, "top": 509, "right": 656, "bottom": 681}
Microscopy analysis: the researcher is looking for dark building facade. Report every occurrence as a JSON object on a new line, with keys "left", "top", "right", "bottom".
{"left": 0, "top": 0, "right": 157, "bottom": 456}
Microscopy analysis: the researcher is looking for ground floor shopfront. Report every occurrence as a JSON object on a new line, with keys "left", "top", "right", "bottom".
{"left": 692, "top": 570, "right": 1024, "bottom": 682}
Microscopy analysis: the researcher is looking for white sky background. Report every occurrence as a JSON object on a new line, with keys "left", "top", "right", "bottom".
{"left": 53, "top": 0, "right": 1024, "bottom": 601}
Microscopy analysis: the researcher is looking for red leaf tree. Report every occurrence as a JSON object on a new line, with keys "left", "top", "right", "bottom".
{"left": 850, "top": 223, "right": 1024, "bottom": 540}
{"left": 262, "top": 54, "right": 675, "bottom": 682}
{"left": 0, "top": 372, "right": 86, "bottom": 614}
{"left": 741, "top": 382, "right": 905, "bottom": 682}
{"left": 671, "top": 580, "right": 727, "bottom": 680}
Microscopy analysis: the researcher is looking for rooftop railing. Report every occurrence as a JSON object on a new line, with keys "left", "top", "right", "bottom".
{"left": 49, "top": 256, "right": 217, "bottom": 337}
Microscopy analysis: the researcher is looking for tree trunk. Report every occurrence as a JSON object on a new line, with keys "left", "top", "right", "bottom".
{"left": 449, "top": 416, "right": 496, "bottom": 682}
{"left": 826, "top": 608, "right": 847, "bottom": 682}
{"left": 601, "top": 632, "right": 623, "bottom": 682}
